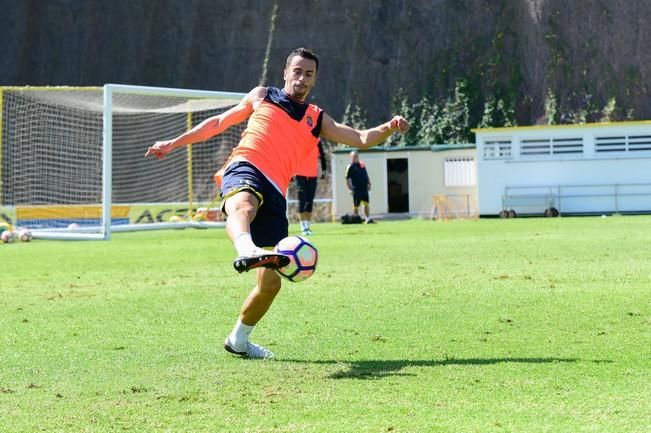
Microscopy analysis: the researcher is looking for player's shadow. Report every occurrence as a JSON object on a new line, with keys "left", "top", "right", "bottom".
{"left": 279, "top": 357, "right": 612, "bottom": 380}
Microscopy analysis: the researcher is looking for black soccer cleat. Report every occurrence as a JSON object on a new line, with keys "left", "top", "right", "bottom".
{"left": 233, "top": 252, "right": 290, "bottom": 273}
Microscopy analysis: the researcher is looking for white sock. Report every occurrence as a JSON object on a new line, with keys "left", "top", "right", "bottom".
{"left": 228, "top": 319, "right": 254, "bottom": 350}
{"left": 233, "top": 232, "right": 257, "bottom": 256}
{"left": 300, "top": 220, "right": 307, "bottom": 230}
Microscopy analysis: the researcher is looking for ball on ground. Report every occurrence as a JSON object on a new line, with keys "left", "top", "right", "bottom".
{"left": 1, "top": 230, "right": 15, "bottom": 243}
{"left": 17, "top": 230, "right": 33, "bottom": 242}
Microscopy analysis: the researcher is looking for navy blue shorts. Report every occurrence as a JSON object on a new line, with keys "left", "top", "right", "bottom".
{"left": 352, "top": 189, "right": 369, "bottom": 207}
{"left": 295, "top": 176, "right": 317, "bottom": 213}
{"left": 220, "top": 161, "right": 288, "bottom": 248}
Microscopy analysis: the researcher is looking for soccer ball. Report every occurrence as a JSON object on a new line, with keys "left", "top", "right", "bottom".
{"left": 1, "top": 230, "right": 14, "bottom": 243}
{"left": 274, "top": 235, "right": 318, "bottom": 282}
{"left": 17, "top": 230, "right": 33, "bottom": 242}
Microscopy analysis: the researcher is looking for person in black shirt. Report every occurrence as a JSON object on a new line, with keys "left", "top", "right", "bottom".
{"left": 345, "top": 150, "right": 374, "bottom": 223}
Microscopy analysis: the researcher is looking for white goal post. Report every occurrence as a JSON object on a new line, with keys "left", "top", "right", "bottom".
{"left": 0, "top": 84, "right": 246, "bottom": 240}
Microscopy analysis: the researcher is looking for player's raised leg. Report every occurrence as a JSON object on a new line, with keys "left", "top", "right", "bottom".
{"left": 224, "top": 267, "right": 281, "bottom": 359}
{"left": 224, "top": 191, "right": 289, "bottom": 273}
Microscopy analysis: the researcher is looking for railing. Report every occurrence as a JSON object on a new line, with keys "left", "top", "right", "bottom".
{"left": 502, "top": 186, "right": 557, "bottom": 212}
{"left": 502, "top": 183, "right": 651, "bottom": 215}
{"left": 556, "top": 183, "right": 651, "bottom": 214}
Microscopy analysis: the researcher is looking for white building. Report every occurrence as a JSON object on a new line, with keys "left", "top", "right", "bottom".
{"left": 331, "top": 145, "right": 478, "bottom": 219}
{"left": 474, "top": 121, "right": 651, "bottom": 216}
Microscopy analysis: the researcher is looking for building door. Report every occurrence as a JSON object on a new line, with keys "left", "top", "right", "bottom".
{"left": 387, "top": 158, "right": 409, "bottom": 213}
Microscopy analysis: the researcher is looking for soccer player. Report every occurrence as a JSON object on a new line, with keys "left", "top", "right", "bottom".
{"left": 294, "top": 139, "right": 326, "bottom": 236}
{"left": 146, "top": 47, "right": 409, "bottom": 359}
{"left": 345, "top": 150, "right": 374, "bottom": 223}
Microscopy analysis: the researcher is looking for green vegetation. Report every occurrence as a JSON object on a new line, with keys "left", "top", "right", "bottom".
{"left": 345, "top": 84, "right": 635, "bottom": 147}
{"left": 338, "top": 2, "right": 638, "bottom": 145}
{"left": 1, "top": 217, "right": 650, "bottom": 432}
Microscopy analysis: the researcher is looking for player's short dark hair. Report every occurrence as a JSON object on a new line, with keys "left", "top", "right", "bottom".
{"left": 286, "top": 47, "right": 319, "bottom": 71}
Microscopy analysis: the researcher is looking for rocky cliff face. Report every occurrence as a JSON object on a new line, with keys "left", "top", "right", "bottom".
{"left": 2, "top": 0, "right": 651, "bottom": 125}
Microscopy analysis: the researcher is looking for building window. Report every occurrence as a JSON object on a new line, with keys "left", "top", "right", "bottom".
{"left": 520, "top": 137, "right": 583, "bottom": 158}
{"left": 444, "top": 158, "right": 476, "bottom": 187}
{"left": 595, "top": 135, "right": 651, "bottom": 154}
{"left": 483, "top": 139, "right": 512, "bottom": 160}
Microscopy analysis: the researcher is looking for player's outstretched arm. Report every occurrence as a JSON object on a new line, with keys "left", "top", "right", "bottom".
{"left": 145, "top": 87, "right": 266, "bottom": 159}
{"left": 319, "top": 113, "right": 409, "bottom": 150}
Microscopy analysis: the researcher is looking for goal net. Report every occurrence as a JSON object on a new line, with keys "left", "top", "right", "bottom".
{"left": 0, "top": 84, "right": 246, "bottom": 240}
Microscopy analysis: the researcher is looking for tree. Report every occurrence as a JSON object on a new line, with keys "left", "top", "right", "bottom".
{"left": 543, "top": 88, "right": 560, "bottom": 125}
{"left": 478, "top": 95, "right": 516, "bottom": 128}
{"left": 341, "top": 100, "right": 368, "bottom": 131}
{"left": 388, "top": 89, "right": 419, "bottom": 146}
{"left": 417, "top": 96, "right": 441, "bottom": 145}
{"left": 438, "top": 79, "right": 471, "bottom": 143}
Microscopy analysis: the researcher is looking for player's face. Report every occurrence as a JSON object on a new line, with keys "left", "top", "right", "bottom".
{"left": 283, "top": 55, "right": 317, "bottom": 101}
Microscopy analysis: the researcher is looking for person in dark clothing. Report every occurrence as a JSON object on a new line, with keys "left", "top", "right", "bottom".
{"left": 345, "top": 150, "right": 374, "bottom": 223}
{"left": 294, "top": 139, "right": 327, "bottom": 235}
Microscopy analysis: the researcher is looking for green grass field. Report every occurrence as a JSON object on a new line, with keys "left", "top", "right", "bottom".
{"left": 1, "top": 217, "right": 650, "bottom": 433}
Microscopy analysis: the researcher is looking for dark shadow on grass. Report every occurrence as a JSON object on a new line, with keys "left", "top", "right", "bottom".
{"left": 278, "top": 357, "right": 613, "bottom": 380}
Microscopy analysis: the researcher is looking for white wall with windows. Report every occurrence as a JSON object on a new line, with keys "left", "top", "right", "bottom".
{"left": 474, "top": 121, "right": 651, "bottom": 215}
